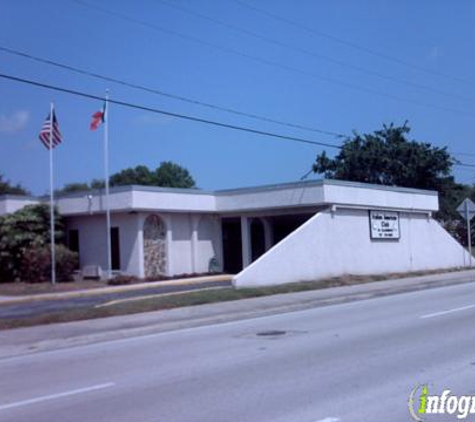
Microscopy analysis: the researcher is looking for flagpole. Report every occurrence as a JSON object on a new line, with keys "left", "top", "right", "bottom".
{"left": 104, "top": 90, "right": 112, "bottom": 280}
{"left": 49, "top": 103, "right": 56, "bottom": 285}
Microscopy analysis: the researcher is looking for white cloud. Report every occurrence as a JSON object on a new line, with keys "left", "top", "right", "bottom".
{"left": 0, "top": 110, "right": 30, "bottom": 134}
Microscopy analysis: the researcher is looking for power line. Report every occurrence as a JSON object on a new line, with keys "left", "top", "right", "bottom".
{"left": 451, "top": 151, "right": 475, "bottom": 158}
{"left": 455, "top": 161, "right": 475, "bottom": 169}
{"left": 232, "top": 0, "right": 472, "bottom": 86}
{"left": 2, "top": 71, "right": 475, "bottom": 170}
{"left": 4, "top": 47, "right": 475, "bottom": 164}
{"left": 69, "top": 0, "right": 475, "bottom": 119}
{"left": 299, "top": 167, "right": 314, "bottom": 180}
{"left": 0, "top": 72, "right": 341, "bottom": 149}
{"left": 0, "top": 45, "right": 345, "bottom": 139}
{"left": 157, "top": 0, "right": 473, "bottom": 104}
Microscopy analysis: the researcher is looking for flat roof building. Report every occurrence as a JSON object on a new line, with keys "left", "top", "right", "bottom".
{"left": 0, "top": 179, "right": 470, "bottom": 286}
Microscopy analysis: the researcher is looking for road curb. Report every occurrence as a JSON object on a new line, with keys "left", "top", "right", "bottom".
{"left": 1, "top": 271, "right": 475, "bottom": 360}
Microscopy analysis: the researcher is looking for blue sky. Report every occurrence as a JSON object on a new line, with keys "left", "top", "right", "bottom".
{"left": 1, "top": 0, "right": 475, "bottom": 194}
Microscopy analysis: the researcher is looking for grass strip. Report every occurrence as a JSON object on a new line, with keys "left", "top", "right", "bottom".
{"left": 0, "top": 267, "right": 467, "bottom": 330}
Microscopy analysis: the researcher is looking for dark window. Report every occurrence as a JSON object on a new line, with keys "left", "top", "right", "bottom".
{"left": 110, "top": 227, "right": 121, "bottom": 270}
{"left": 251, "top": 219, "right": 266, "bottom": 262}
{"left": 68, "top": 229, "right": 80, "bottom": 269}
{"left": 271, "top": 214, "right": 313, "bottom": 244}
{"left": 222, "top": 218, "right": 242, "bottom": 274}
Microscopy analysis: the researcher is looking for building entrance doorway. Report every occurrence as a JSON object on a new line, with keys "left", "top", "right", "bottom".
{"left": 222, "top": 218, "right": 242, "bottom": 274}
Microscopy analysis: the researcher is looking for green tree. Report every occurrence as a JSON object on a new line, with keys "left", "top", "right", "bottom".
{"left": 109, "top": 162, "right": 196, "bottom": 189}
{"left": 155, "top": 161, "right": 196, "bottom": 188}
{"left": 312, "top": 124, "right": 460, "bottom": 222}
{"left": 56, "top": 161, "right": 196, "bottom": 193}
{"left": 90, "top": 178, "right": 105, "bottom": 189}
{"left": 56, "top": 182, "right": 91, "bottom": 195}
{"left": 56, "top": 179, "right": 105, "bottom": 194}
{"left": 109, "top": 165, "right": 156, "bottom": 187}
{"left": 0, "top": 174, "right": 29, "bottom": 195}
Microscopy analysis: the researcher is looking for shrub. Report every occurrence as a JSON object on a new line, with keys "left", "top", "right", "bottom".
{"left": 108, "top": 275, "right": 139, "bottom": 286}
{"left": 20, "top": 245, "right": 78, "bottom": 283}
{"left": 55, "top": 245, "right": 79, "bottom": 282}
{"left": 20, "top": 247, "right": 50, "bottom": 283}
{"left": 0, "top": 204, "right": 64, "bottom": 283}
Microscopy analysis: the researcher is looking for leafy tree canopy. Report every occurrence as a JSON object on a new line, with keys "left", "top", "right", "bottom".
{"left": 109, "top": 165, "right": 155, "bottom": 187}
{"left": 0, "top": 174, "right": 29, "bottom": 196}
{"left": 56, "top": 183, "right": 91, "bottom": 194}
{"left": 155, "top": 161, "right": 196, "bottom": 189}
{"left": 312, "top": 124, "right": 463, "bottom": 223}
{"left": 90, "top": 179, "right": 105, "bottom": 189}
{"left": 109, "top": 161, "right": 196, "bottom": 189}
{"left": 56, "top": 161, "right": 196, "bottom": 194}
{"left": 313, "top": 124, "right": 453, "bottom": 190}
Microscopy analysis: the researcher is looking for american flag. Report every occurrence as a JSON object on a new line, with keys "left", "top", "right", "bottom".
{"left": 39, "top": 110, "right": 62, "bottom": 150}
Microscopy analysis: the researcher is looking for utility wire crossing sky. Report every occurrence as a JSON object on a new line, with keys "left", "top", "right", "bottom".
{"left": 1, "top": 0, "right": 475, "bottom": 194}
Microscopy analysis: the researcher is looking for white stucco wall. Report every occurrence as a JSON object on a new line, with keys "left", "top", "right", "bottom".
{"left": 322, "top": 181, "right": 438, "bottom": 212}
{"left": 55, "top": 186, "right": 216, "bottom": 216}
{"left": 216, "top": 179, "right": 438, "bottom": 213}
{"left": 233, "top": 208, "right": 473, "bottom": 287}
{"left": 57, "top": 190, "right": 133, "bottom": 215}
{"left": 216, "top": 183, "right": 325, "bottom": 212}
{"left": 2, "top": 180, "right": 437, "bottom": 217}
{"left": 65, "top": 213, "right": 141, "bottom": 276}
{"left": 0, "top": 181, "right": 447, "bottom": 282}
{"left": 166, "top": 213, "right": 222, "bottom": 276}
{"left": 168, "top": 214, "right": 194, "bottom": 275}
{"left": 135, "top": 212, "right": 222, "bottom": 278}
{"left": 132, "top": 190, "right": 216, "bottom": 212}
{"left": 196, "top": 216, "right": 222, "bottom": 273}
{"left": 0, "top": 196, "right": 40, "bottom": 216}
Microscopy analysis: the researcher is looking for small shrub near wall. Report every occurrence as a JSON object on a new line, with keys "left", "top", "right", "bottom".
{"left": 108, "top": 275, "right": 139, "bottom": 286}
{"left": 55, "top": 245, "right": 79, "bottom": 282}
{"left": 20, "top": 247, "right": 50, "bottom": 283}
{"left": 20, "top": 245, "right": 78, "bottom": 283}
{"left": 0, "top": 203, "right": 66, "bottom": 283}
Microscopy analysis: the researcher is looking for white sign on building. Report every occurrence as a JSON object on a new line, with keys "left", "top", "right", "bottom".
{"left": 369, "top": 210, "right": 400, "bottom": 239}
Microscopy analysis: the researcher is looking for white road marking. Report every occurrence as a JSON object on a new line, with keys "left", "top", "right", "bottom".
{"left": 420, "top": 304, "right": 475, "bottom": 319}
{"left": 314, "top": 418, "right": 340, "bottom": 422}
{"left": 95, "top": 286, "right": 229, "bottom": 308}
{"left": 0, "top": 382, "right": 115, "bottom": 411}
{"left": 2, "top": 282, "right": 474, "bottom": 365}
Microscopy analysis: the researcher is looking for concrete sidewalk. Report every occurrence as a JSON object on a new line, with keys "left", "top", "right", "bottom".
{"left": 0, "top": 268, "right": 474, "bottom": 360}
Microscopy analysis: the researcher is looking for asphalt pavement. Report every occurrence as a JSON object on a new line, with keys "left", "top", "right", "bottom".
{"left": 0, "top": 279, "right": 232, "bottom": 320}
{"left": 1, "top": 279, "right": 475, "bottom": 421}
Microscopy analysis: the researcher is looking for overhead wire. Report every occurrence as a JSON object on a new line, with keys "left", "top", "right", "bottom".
{"left": 5, "top": 71, "right": 475, "bottom": 172}
{"left": 156, "top": 0, "right": 473, "bottom": 103}
{"left": 3, "top": 69, "right": 475, "bottom": 184}
{"left": 231, "top": 0, "right": 472, "bottom": 86}
{"left": 0, "top": 72, "right": 341, "bottom": 149}
{"left": 0, "top": 45, "right": 346, "bottom": 139}
{"left": 69, "top": 0, "right": 475, "bottom": 119}
{"left": 4, "top": 44, "right": 475, "bottom": 164}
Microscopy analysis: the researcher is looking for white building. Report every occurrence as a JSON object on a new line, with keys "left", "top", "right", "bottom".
{"left": 0, "top": 179, "right": 471, "bottom": 286}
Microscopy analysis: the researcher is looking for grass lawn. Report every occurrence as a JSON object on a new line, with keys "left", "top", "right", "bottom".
{"left": 0, "top": 267, "right": 467, "bottom": 330}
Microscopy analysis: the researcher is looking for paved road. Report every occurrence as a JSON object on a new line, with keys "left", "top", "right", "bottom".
{"left": 1, "top": 281, "right": 475, "bottom": 421}
{"left": 0, "top": 280, "right": 232, "bottom": 320}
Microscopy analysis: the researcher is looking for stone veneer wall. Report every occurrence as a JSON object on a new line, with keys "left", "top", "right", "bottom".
{"left": 143, "top": 214, "right": 167, "bottom": 278}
